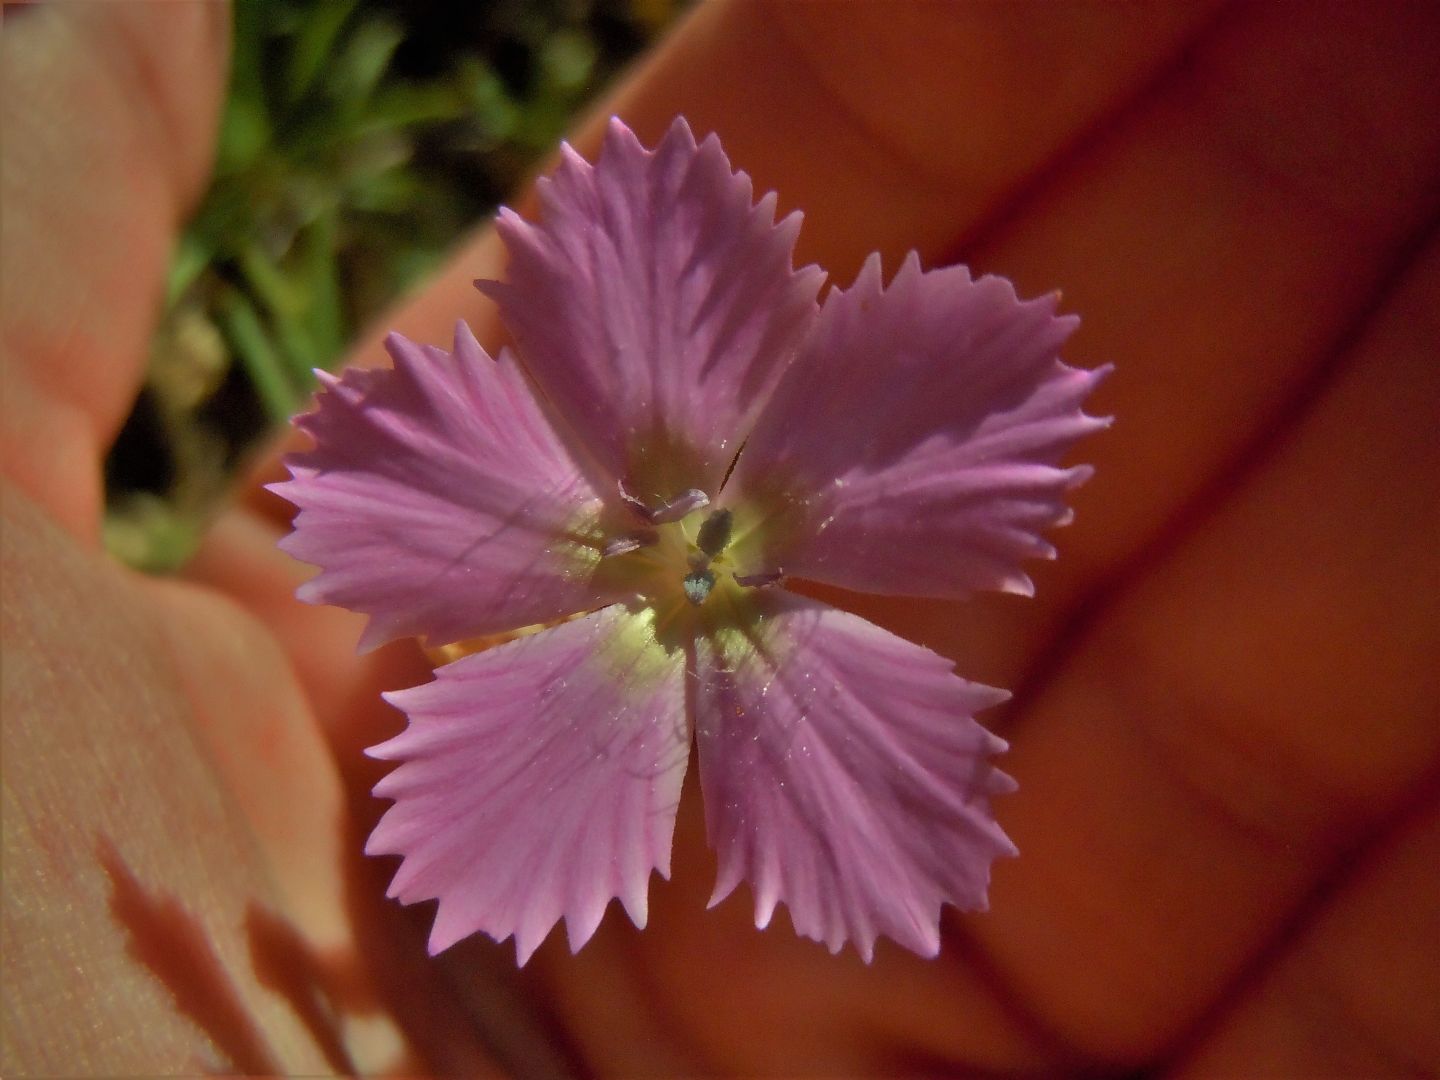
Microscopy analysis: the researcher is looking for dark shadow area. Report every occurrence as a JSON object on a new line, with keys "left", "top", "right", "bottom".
{"left": 96, "top": 836, "right": 281, "bottom": 1076}
{"left": 244, "top": 906, "right": 359, "bottom": 1075}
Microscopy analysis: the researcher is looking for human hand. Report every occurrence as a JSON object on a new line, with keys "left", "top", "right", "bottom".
{"left": 5, "top": 2, "right": 1437, "bottom": 1076}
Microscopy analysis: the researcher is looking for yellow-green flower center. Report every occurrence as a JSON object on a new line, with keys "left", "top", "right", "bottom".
{"left": 616, "top": 507, "right": 741, "bottom": 608}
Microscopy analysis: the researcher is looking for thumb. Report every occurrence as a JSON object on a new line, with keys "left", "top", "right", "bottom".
{"left": 0, "top": 1, "right": 229, "bottom": 542}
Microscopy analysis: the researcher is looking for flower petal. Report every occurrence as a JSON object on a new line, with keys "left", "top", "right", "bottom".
{"left": 725, "top": 253, "right": 1110, "bottom": 598}
{"left": 366, "top": 604, "right": 690, "bottom": 963}
{"left": 478, "top": 117, "right": 824, "bottom": 507}
{"left": 694, "top": 592, "right": 1017, "bottom": 961}
{"left": 273, "top": 323, "right": 630, "bottom": 651}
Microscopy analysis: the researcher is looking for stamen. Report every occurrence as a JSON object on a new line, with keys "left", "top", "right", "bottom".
{"left": 617, "top": 479, "right": 653, "bottom": 518}
{"left": 618, "top": 480, "right": 710, "bottom": 525}
{"left": 682, "top": 568, "right": 716, "bottom": 606}
{"left": 696, "top": 508, "right": 733, "bottom": 558}
{"left": 651, "top": 488, "right": 710, "bottom": 524}
{"left": 601, "top": 530, "right": 658, "bottom": 558}
{"left": 734, "top": 569, "right": 783, "bottom": 588}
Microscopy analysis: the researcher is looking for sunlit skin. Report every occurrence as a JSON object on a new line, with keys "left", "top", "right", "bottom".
{"left": 4, "top": 2, "right": 1437, "bottom": 1076}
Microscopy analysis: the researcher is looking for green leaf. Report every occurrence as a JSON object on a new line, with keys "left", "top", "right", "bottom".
{"left": 347, "top": 170, "right": 425, "bottom": 214}
{"left": 166, "top": 232, "right": 214, "bottom": 307}
{"left": 299, "top": 208, "right": 346, "bottom": 368}
{"left": 239, "top": 241, "right": 305, "bottom": 318}
{"left": 330, "top": 15, "right": 405, "bottom": 111}
{"left": 286, "top": 0, "right": 361, "bottom": 104}
{"left": 358, "top": 82, "right": 471, "bottom": 133}
{"left": 539, "top": 30, "right": 597, "bottom": 92}
{"left": 218, "top": 286, "right": 301, "bottom": 423}
{"left": 217, "top": 94, "right": 272, "bottom": 177}
{"left": 217, "top": 0, "right": 273, "bottom": 175}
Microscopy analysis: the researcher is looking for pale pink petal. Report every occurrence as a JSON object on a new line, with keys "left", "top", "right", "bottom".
{"left": 724, "top": 253, "right": 1110, "bottom": 599}
{"left": 478, "top": 117, "right": 824, "bottom": 506}
{"left": 694, "top": 592, "right": 1017, "bottom": 961}
{"left": 366, "top": 605, "right": 689, "bottom": 963}
{"left": 273, "top": 323, "right": 631, "bottom": 651}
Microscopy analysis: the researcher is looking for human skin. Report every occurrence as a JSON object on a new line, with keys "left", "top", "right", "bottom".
{"left": 2, "top": 1, "right": 1437, "bottom": 1075}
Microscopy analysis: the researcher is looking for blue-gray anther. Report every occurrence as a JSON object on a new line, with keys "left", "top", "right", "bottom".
{"left": 682, "top": 568, "right": 716, "bottom": 606}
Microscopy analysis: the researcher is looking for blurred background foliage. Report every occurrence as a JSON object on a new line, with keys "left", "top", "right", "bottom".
{"left": 104, "top": 0, "right": 682, "bottom": 571}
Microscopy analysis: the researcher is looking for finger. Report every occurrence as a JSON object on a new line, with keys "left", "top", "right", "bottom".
{"left": 966, "top": 229, "right": 1440, "bottom": 1064}
{"left": 1167, "top": 794, "right": 1440, "bottom": 1077}
{"left": 2, "top": 479, "right": 508, "bottom": 1073}
{"left": 181, "top": 505, "right": 434, "bottom": 765}
{"left": 1, "top": 485, "right": 338, "bottom": 1073}
{"left": 138, "top": 570, "right": 510, "bottom": 1075}
{"left": 0, "top": 1, "right": 228, "bottom": 541}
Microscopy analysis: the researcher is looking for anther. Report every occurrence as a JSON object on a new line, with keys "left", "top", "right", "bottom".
{"left": 734, "top": 569, "right": 783, "bottom": 588}
{"left": 696, "top": 508, "right": 733, "bottom": 558}
{"left": 682, "top": 568, "right": 716, "bottom": 606}
{"left": 601, "top": 530, "right": 658, "bottom": 558}
{"left": 618, "top": 480, "right": 710, "bottom": 525}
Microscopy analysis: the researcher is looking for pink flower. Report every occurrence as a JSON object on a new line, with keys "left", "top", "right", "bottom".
{"left": 274, "top": 118, "right": 1109, "bottom": 964}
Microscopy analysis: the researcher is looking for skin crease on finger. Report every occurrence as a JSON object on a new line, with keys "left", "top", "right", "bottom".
{"left": 1170, "top": 800, "right": 1440, "bottom": 1077}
